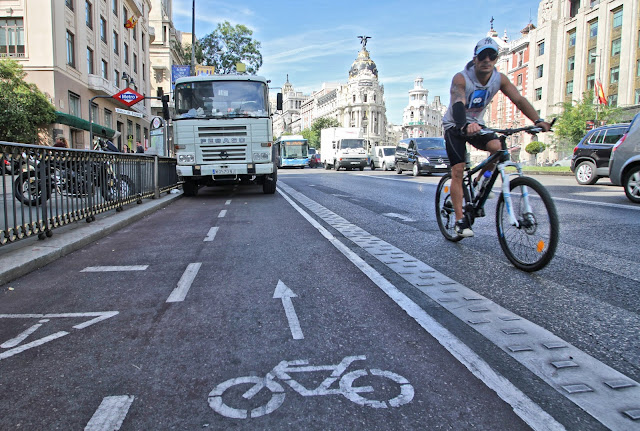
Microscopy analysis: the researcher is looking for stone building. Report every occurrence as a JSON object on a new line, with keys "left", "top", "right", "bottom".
{"left": 2, "top": 0, "right": 154, "bottom": 150}
{"left": 401, "top": 77, "right": 446, "bottom": 139}
{"left": 272, "top": 75, "right": 309, "bottom": 136}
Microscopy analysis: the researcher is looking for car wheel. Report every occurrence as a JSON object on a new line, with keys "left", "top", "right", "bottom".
{"left": 370, "top": 161, "right": 376, "bottom": 170}
{"left": 396, "top": 165, "right": 402, "bottom": 174}
{"left": 575, "top": 161, "right": 598, "bottom": 185}
{"left": 382, "top": 162, "right": 387, "bottom": 171}
{"left": 623, "top": 165, "right": 640, "bottom": 204}
{"left": 412, "top": 163, "right": 419, "bottom": 177}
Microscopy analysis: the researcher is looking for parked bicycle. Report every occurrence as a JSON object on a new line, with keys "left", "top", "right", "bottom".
{"left": 435, "top": 122, "right": 559, "bottom": 272}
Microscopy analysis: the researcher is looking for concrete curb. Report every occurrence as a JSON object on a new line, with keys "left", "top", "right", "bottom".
{"left": 0, "top": 192, "right": 183, "bottom": 286}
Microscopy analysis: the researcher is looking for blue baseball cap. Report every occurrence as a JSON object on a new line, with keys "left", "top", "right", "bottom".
{"left": 474, "top": 37, "right": 500, "bottom": 56}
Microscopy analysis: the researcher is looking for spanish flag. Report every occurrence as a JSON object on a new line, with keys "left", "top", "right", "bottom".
{"left": 595, "top": 80, "right": 607, "bottom": 105}
{"left": 124, "top": 16, "right": 138, "bottom": 29}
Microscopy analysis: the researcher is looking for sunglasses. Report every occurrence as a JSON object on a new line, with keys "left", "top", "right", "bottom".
{"left": 477, "top": 50, "right": 498, "bottom": 61}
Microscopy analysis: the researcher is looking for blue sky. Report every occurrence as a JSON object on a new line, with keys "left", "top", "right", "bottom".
{"left": 172, "top": 0, "right": 543, "bottom": 125}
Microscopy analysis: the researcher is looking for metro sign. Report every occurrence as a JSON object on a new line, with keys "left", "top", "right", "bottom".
{"left": 113, "top": 87, "right": 144, "bottom": 107}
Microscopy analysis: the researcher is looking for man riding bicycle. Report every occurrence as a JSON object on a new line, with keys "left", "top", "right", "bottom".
{"left": 442, "top": 37, "right": 551, "bottom": 238}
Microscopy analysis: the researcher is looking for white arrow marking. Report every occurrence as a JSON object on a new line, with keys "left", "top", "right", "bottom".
{"left": 273, "top": 280, "right": 303, "bottom": 340}
{"left": 382, "top": 213, "right": 416, "bottom": 222}
{"left": 85, "top": 395, "right": 134, "bottom": 431}
{"left": 204, "top": 227, "right": 219, "bottom": 242}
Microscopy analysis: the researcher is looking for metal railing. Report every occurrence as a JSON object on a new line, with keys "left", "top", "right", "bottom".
{"left": 1, "top": 141, "right": 179, "bottom": 247}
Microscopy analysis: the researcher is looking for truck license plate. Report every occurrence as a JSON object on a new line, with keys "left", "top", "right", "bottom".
{"left": 214, "top": 168, "right": 233, "bottom": 175}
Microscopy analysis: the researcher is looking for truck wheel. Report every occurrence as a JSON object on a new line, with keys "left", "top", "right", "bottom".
{"left": 263, "top": 174, "right": 277, "bottom": 194}
{"left": 370, "top": 161, "right": 376, "bottom": 170}
{"left": 183, "top": 179, "right": 198, "bottom": 196}
{"left": 334, "top": 161, "right": 340, "bottom": 171}
{"left": 324, "top": 162, "right": 330, "bottom": 170}
{"left": 360, "top": 166, "right": 364, "bottom": 171}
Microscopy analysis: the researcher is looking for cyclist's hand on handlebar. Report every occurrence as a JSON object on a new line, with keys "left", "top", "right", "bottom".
{"left": 537, "top": 121, "right": 552, "bottom": 132}
{"left": 464, "top": 122, "right": 482, "bottom": 135}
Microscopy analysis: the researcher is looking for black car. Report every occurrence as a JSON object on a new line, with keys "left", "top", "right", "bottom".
{"left": 394, "top": 137, "right": 450, "bottom": 176}
{"left": 570, "top": 123, "right": 628, "bottom": 185}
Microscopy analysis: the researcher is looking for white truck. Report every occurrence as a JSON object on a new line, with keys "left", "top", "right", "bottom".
{"left": 369, "top": 146, "right": 396, "bottom": 171}
{"left": 320, "top": 127, "right": 368, "bottom": 171}
{"left": 173, "top": 74, "right": 282, "bottom": 196}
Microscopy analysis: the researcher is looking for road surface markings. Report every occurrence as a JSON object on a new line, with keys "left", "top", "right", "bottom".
{"left": 204, "top": 227, "right": 219, "bottom": 242}
{"left": 0, "top": 312, "right": 118, "bottom": 361}
{"left": 85, "top": 395, "right": 134, "bottom": 431}
{"left": 278, "top": 182, "right": 640, "bottom": 431}
{"left": 225, "top": 200, "right": 232, "bottom": 205}
{"left": 273, "top": 280, "right": 303, "bottom": 340}
{"left": 166, "top": 263, "right": 201, "bottom": 303}
{"left": 382, "top": 213, "right": 416, "bottom": 222}
{"left": 81, "top": 266, "right": 148, "bottom": 272}
{"left": 218, "top": 210, "right": 227, "bottom": 218}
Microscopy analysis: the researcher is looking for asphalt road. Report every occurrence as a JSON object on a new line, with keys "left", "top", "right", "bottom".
{"left": 0, "top": 168, "right": 638, "bottom": 430}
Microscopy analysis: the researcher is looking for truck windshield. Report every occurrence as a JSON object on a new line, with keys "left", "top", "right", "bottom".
{"left": 174, "top": 80, "right": 268, "bottom": 119}
{"left": 341, "top": 139, "right": 364, "bottom": 149}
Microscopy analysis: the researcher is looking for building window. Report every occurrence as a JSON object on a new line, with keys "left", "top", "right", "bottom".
{"left": 91, "top": 102, "right": 99, "bottom": 124}
{"left": 517, "top": 51, "right": 523, "bottom": 67}
{"left": 635, "top": 89, "right": 640, "bottom": 105}
{"left": 133, "top": 53, "right": 137, "bottom": 73}
{"left": 132, "top": 25, "right": 136, "bottom": 41}
{"left": 114, "top": 69, "right": 119, "bottom": 88}
{"left": 586, "top": 74, "right": 595, "bottom": 90}
{"left": 569, "top": 0, "right": 579, "bottom": 18}
{"left": 612, "top": 8, "right": 623, "bottom": 28}
{"left": 124, "top": 42, "right": 128, "bottom": 64}
{"left": 0, "top": 18, "right": 25, "bottom": 57}
{"left": 608, "top": 94, "right": 618, "bottom": 107}
{"left": 101, "top": 59, "right": 108, "bottom": 79}
{"left": 535, "top": 88, "right": 542, "bottom": 101}
{"left": 536, "top": 65, "right": 543, "bottom": 78}
{"left": 611, "top": 38, "right": 621, "bottom": 56}
{"left": 69, "top": 92, "right": 80, "bottom": 117}
{"left": 610, "top": 66, "right": 620, "bottom": 84}
{"left": 588, "top": 48, "right": 597, "bottom": 64}
{"left": 568, "top": 30, "right": 576, "bottom": 47}
{"left": 85, "top": 1, "right": 92, "bottom": 29}
{"left": 100, "top": 16, "right": 107, "bottom": 42}
{"left": 87, "top": 47, "right": 94, "bottom": 74}
{"left": 123, "top": 6, "right": 128, "bottom": 27}
{"left": 637, "top": 60, "right": 640, "bottom": 76}
{"left": 142, "top": 62, "right": 145, "bottom": 82}
{"left": 589, "top": 21, "right": 598, "bottom": 38}
{"left": 136, "top": 124, "right": 141, "bottom": 143}
{"left": 104, "top": 108, "right": 112, "bottom": 128}
{"left": 66, "top": 0, "right": 74, "bottom": 11}
{"left": 566, "top": 81, "right": 574, "bottom": 95}
{"left": 112, "top": 0, "right": 117, "bottom": 15}
{"left": 141, "top": 33, "right": 145, "bottom": 51}
{"left": 66, "top": 31, "right": 75, "bottom": 68}
{"left": 537, "top": 41, "right": 545, "bottom": 56}
{"left": 113, "top": 31, "right": 118, "bottom": 55}
{"left": 364, "top": 94, "right": 367, "bottom": 103}
{"left": 568, "top": 56, "right": 575, "bottom": 71}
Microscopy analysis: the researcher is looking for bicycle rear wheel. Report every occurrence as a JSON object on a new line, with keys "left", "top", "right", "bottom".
{"left": 435, "top": 174, "right": 462, "bottom": 242}
{"left": 495, "top": 176, "right": 559, "bottom": 272}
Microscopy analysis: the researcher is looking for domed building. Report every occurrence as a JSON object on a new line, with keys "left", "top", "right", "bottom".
{"left": 402, "top": 77, "right": 446, "bottom": 139}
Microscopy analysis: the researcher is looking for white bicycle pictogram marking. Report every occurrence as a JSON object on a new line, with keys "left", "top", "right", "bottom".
{"left": 208, "top": 355, "right": 414, "bottom": 419}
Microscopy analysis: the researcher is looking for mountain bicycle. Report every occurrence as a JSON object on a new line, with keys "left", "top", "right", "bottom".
{"left": 435, "top": 122, "right": 559, "bottom": 272}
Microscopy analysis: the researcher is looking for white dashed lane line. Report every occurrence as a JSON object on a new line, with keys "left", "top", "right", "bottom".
{"left": 277, "top": 181, "right": 640, "bottom": 430}
{"left": 85, "top": 395, "right": 134, "bottom": 431}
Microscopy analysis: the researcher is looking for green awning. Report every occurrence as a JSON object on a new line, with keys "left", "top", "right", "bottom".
{"left": 54, "top": 111, "right": 116, "bottom": 139}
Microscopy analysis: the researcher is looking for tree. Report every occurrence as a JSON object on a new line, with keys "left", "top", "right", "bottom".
{"left": 199, "top": 21, "right": 262, "bottom": 74}
{"left": 552, "top": 91, "right": 623, "bottom": 154}
{"left": 525, "top": 141, "right": 546, "bottom": 164}
{"left": 0, "top": 59, "right": 56, "bottom": 144}
{"left": 302, "top": 117, "right": 341, "bottom": 148}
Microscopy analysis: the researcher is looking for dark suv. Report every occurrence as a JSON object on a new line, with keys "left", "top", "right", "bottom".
{"left": 609, "top": 113, "right": 640, "bottom": 203}
{"left": 570, "top": 123, "right": 628, "bottom": 185}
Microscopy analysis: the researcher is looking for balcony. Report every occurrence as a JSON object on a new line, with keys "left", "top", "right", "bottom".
{"left": 88, "top": 74, "right": 117, "bottom": 96}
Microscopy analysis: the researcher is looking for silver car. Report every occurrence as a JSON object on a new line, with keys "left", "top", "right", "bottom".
{"left": 609, "top": 112, "right": 640, "bottom": 204}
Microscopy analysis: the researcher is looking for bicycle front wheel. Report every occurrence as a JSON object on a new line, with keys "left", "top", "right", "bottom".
{"left": 496, "top": 176, "right": 559, "bottom": 272}
{"left": 435, "top": 174, "right": 462, "bottom": 242}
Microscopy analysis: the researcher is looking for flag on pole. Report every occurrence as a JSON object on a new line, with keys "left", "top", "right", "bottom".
{"left": 124, "top": 16, "right": 138, "bottom": 29}
{"left": 595, "top": 80, "right": 607, "bottom": 105}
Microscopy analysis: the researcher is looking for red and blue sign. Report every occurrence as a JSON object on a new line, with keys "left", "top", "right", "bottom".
{"left": 113, "top": 87, "right": 144, "bottom": 107}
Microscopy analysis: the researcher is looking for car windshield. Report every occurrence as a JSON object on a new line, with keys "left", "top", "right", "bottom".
{"left": 383, "top": 148, "right": 395, "bottom": 156}
{"left": 415, "top": 138, "right": 445, "bottom": 150}
{"left": 174, "top": 80, "right": 269, "bottom": 119}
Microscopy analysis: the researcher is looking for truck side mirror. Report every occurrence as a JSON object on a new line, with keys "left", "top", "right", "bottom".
{"left": 332, "top": 144, "right": 336, "bottom": 149}
{"left": 276, "top": 93, "right": 283, "bottom": 111}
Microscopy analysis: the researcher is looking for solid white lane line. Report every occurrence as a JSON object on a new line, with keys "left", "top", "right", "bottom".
{"left": 166, "top": 263, "right": 201, "bottom": 303}
{"left": 84, "top": 395, "right": 134, "bottom": 431}
{"left": 81, "top": 266, "right": 148, "bottom": 272}
{"left": 204, "top": 227, "right": 219, "bottom": 242}
{"left": 277, "top": 184, "right": 564, "bottom": 431}
{"left": 218, "top": 210, "right": 227, "bottom": 218}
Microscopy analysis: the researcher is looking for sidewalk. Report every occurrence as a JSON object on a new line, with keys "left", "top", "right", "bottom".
{"left": 0, "top": 191, "right": 183, "bottom": 286}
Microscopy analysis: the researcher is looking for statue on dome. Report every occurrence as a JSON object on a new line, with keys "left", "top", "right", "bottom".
{"left": 358, "top": 35, "right": 371, "bottom": 49}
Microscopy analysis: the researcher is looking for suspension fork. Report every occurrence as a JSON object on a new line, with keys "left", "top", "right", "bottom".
{"left": 497, "top": 162, "right": 532, "bottom": 228}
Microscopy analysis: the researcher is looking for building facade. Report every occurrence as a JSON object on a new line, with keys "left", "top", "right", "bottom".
{"left": 1, "top": 0, "right": 153, "bottom": 150}
{"left": 401, "top": 77, "right": 446, "bottom": 139}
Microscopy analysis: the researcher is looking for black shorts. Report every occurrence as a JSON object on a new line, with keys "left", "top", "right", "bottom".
{"left": 444, "top": 127, "right": 498, "bottom": 166}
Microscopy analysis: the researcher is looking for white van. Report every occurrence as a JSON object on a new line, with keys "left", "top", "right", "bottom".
{"left": 369, "top": 146, "right": 396, "bottom": 171}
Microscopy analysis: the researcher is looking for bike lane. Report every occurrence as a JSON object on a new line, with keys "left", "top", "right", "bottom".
{"left": 0, "top": 185, "right": 538, "bottom": 430}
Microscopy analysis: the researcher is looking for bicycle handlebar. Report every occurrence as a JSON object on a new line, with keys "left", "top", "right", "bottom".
{"left": 478, "top": 118, "right": 556, "bottom": 137}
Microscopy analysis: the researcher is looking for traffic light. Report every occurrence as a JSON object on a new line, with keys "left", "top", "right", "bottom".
{"left": 161, "top": 95, "right": 170, "bottom": 120}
